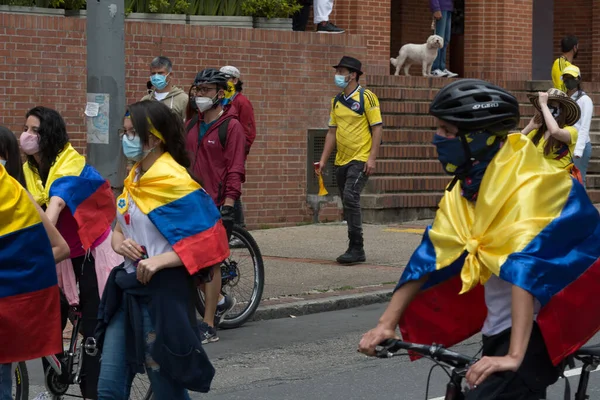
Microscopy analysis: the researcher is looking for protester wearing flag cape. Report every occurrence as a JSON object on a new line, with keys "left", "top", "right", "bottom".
{"left": 96, "top": 100, "right": 228, "bottom": 398}
{"left": 359, "top": 79, "right": 600, "bottom": 399}
{"left": 0, "top": 163, "right": 70, "bottom": 394}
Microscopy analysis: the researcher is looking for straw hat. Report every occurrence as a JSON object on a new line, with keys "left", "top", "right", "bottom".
{"left": 527, "top": 88, "right": 581, "bottom": 126}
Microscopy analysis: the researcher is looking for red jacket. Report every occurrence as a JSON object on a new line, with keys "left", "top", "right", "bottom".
{"left": 186, "top": 106, "right": 246, "bottom": 207}
{"left": 228, "top": 92, "right": 256, "bottom": 153}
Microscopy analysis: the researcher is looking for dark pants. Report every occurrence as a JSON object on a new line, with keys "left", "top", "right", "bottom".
{"left": 234, "top": 197, "right": 245, "bottom": 227}
{"left": 335, "top": 161, "right": 368, "bottom": 237}
{"left": 42, "top": 254, "right": 101, "bottom": 399}
{"left": 466, "top": 324, "right": 559, "bottom": 400}
{"left": 292, "top": 0, "right": 312, "bottom": 31}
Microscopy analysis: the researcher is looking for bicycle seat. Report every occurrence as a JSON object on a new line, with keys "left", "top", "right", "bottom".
{"left": 575, "top": 344, "right": 600, "bottom": 357}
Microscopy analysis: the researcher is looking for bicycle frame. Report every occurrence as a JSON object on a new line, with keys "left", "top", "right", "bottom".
{"left": 574, "top": 355, "right": 600, "bottom": 400}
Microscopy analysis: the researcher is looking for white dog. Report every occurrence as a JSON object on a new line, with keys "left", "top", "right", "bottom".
{"left": 390, "top": 35, "right": 444, "bottom": 77}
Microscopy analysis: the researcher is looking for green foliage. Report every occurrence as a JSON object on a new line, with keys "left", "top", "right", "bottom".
{"left": 220, "top": 0, "right": 240, "bottom": 16}
{"left": 241, "top": 0, "right": 301, "bottom": 19}
{"left": 125, "top": 0, "right": 190, "bottom": 14}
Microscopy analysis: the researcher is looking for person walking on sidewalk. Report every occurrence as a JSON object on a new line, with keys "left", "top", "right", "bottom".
{"left": 562, "top": 65, "right": 594, "bottom": 186}
{"left": 314, "top": 0, "right": 345, "bottom": 33}
{"left": 430, "top": 0, "right": 458, "bottom": 78}
{"left": 317, "top": 56, "right": 383, "bottom": 264}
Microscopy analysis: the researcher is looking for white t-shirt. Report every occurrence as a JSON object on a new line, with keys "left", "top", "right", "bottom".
{"left": 571, "top": 90, "right": 594, "bottom": 157}
{"left": 481, "top": 275, "right": 542, "bottom": 336}
{"left": 116, "top": 173, "right": 173, "bottom": 273}
{"left": 154, "top": 91, "right": 169, "bottom": 101}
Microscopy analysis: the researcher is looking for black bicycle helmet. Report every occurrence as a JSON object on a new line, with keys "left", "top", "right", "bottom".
{"left": 429, "top": 79, "right": 520, "bottom": 134}
{"left": 193, "top": 68, "right": 229, "bottom": 88}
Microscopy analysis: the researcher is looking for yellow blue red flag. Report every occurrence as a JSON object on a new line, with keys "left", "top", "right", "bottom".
{"left": 0, "top": 165, "right": 62, "bottom": 363}
{"left": 116, "top": 152, "right": 230, "bottom": 274}
{"left": 397, "top": 134, "right": 600, "bottom": 365}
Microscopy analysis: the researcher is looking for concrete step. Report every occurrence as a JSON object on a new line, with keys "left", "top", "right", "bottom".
{"left": 378, "top": 144, "right": 437, "bottom": 159}
{"left": 375, "top": 159, "right": 444, "bottom": 175}
{"left": 361, "top": 192, "right": 443, "bottom": 209}
{"left": 588, "top": 190, "right": 600, "bottom": 203}
{"left": 365, "top": 175, "right": 450, "bottom": 194}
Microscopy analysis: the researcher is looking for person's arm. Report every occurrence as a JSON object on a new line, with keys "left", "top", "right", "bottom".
{"left": 538, "top": 92, "right": 573, "bottom": 144}
{"left": 137, "top": 251, "right": 183, "bottom": 284}
{"left": 45, "top": 196, "right": 66, "bottom": 226}
{"left": 238, "top": 98, "right": 257, "bottom": 150}
{"left": 28, "top": 192, "right": 70, "bottom": 263}
{"left": 574, "top": 97, "right": 592, "bottom": 158}
{"left": 364, "top": 90, "right": 384, "bottom": 176}
{"left": 318, "top": 98, "right": 338, "bottom": 172}
{"left": 366, "top": 125, "right": 383, "bottom": 175}
{"left": 521, "top": 113, "right": 542, "bottom": 136}
{"left": 223, "top": 121, "right": 247, "bottom": 206}
{"left": 112, "top": 221, "right": 144, "bottom": 261}
{"left": 465, "top": 285, "right": 534, "bottom": 387}
{"left": 358, "top": 275, "right": 429, "bottom": 355}
{"left": 430, "top": 0, "right": 441, "bottom": 13}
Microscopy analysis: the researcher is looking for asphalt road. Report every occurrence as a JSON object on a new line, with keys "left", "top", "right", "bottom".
{"left": 24, "top": 304, "right": 600, "bottom": 399}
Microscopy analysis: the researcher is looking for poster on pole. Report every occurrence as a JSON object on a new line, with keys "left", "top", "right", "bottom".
{"left": 86, "top": 93, "right": 110, "bottom": 144}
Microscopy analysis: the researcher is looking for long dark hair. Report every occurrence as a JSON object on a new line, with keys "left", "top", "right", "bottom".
{"left": 127, "top": 100, "right": 191, "bottom": 168}
{"left": 0, "top": 126, "right": 26, "bottom": 187}
{"left": 531, "top": 107, "right": 568, "bottom": 156}
{"left": 24, "top": 106, "right": 69, "bottom": 185}
{"left": 185, "top": 84, "right": 197, "bottom": 122}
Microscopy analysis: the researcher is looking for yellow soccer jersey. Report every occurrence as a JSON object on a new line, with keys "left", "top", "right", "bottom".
{"left": 527, "top": 126, "right": 578, "bottom": 170}
{"left": 328, "top": 86, "right": 383, "bottom": 166}
{"left": 552, "top": 56, "right": 571, "bottom": 92}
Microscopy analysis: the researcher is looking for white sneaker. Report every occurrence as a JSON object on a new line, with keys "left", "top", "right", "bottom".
{"left": 431, "top": 69, "right": 449, "bottom": 77}
{"left": 443, "top": 69, "right": 459, "bottom": 78}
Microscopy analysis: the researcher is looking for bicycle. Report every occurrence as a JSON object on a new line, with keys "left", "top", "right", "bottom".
{"left": 196, "top": 224, "right": 265, "bottom": 329}
{"left": 12, "top": 306, "right": 152, "bottom": 400}
{"left": 375, "top": 339, "right": 600, "bottom": 400}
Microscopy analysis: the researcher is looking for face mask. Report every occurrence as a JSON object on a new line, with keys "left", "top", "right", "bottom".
{"left": 122, "top": 135, "right": 145, "bottom": 161}
{"left": 564, "top": 79, "right": 579, "bottom": 91}
{"left": 150, "top": 73, "right": 169, "bottom": 90}
{"left": 334, "top": 74, "right": 349, "bottom": 89}
{"left": 0, "top": 159, "right": 5, "bottom": 167}
{"left": 432, "top": 134, "right": 467, "bottom": 175}
{"left": 20, "top": 132, "right": 40, "bottom": 155}
{"left": 195, "top": 95, "right": 219, "bottom": 113}
{"left": 549, "top": 106, "right": 561, "bottom": 119}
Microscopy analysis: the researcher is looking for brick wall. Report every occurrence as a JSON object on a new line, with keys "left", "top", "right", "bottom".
{"left": 593, "top": 0, "right": 600, "bottom": 83}
{"left": 553, "top": 0, "right": 593, "bottom": 81}
{"left": 464, "top": 0, "right": 533, "bottom": 81}
{"left": 0, "top": 12, "right": 369, "bottom": 228}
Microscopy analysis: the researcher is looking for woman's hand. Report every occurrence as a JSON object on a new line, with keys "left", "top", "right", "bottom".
{"left": 118, "top": 238, "right": 144, "bottom": 261}
{"left": 538, "top": 91, "right": 549, "bottom": 107}
{"left": 466, "top": 355, "right": 522, "bottom": 388}
{"left": 137, "top": 256, "right": 165, "bottom": 285}
{"left": 358, "top": 323, "right": 399, "bottom": 356}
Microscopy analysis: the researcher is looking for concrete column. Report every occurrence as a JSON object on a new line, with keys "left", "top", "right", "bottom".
{"left": 86, "top": 0, "right": 126, "bottom": 187}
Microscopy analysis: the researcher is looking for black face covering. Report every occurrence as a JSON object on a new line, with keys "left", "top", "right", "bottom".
{"left": 564, "top": 78, "right": 579, "bottom": 91}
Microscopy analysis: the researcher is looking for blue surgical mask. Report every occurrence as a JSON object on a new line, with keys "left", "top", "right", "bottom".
{"left": 334, "top": 74, "right": 349, "bottom": 89}
{"left": 0, "top": 159, "right": 5, "bottom": 167}
{"left": 150, "top": 73, "right": 169, "bottom": 90}
{"left": 122, "top": 136, "right": 144, "bottom": 161}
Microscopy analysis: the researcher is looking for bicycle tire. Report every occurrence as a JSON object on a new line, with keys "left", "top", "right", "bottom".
{"left": 197, "top": 225, "right": 265, "bottom": 329}
{"left": 13, "top": 362, "right": 29, "bottom": 400}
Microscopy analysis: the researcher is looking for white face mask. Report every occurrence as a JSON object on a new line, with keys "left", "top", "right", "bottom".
{"left": 195, "top": 95, "right": 218, "bottom": 113}
{"left": 0, "top": 159, "right": 6, "bottom": 167}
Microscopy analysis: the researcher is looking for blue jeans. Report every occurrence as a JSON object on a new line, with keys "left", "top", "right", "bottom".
{"left": 0, "top": 364, "right": 11, "bottom": 400}
{"left": 97, "top": 303, "right": 191, "bottom": 400}
{"left": 574, "top": 141, "right": 592, "bottom": 187}
{"left": 432, "top": 10, "right": 452, "bottom": 71}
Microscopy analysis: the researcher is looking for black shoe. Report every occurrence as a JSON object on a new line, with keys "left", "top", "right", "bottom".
{"left": 336, "top": 233, "right": 366, "bottom": 264}
{"left": 198, "top": 321, "right": 219, "bottom": 344}
{"left": 317, "top": 21, "right": 345, "bottom": 34}
{"left": 215, "top": 295, "right": 237, "bottom": 327}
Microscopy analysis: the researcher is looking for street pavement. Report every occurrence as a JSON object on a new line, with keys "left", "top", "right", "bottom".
{"left": 25, "top": 304, "right": 600, "bottom": 399}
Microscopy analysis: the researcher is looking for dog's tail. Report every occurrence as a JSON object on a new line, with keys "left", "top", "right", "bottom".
{"left": 390, "top": 57, "right": 397, "bottom": 67}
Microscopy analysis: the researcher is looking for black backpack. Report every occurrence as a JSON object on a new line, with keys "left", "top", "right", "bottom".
{"left": 186, "top": 114, "right": 230, "bottom": 148}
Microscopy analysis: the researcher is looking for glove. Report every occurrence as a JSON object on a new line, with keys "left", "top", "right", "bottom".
{"left": 220, "top": 205, "right": 235, "bottom": 241}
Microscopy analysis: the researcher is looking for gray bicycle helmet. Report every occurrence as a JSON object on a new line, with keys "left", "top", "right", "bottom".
{"left": 429, "top": 79, "right": 520, "bottom": 134}
{"left": 193, "top": 68, "right": 229, "bottom": 89}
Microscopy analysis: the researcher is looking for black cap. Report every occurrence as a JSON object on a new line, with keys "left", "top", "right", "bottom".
{"left": 333, "top": 56, "right": 363, "bottom": 76}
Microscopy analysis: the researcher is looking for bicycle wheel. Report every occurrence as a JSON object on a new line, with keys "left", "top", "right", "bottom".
{"left": 12, "top": 362, "right": 29, "bottom": 400}
{"left": 197, "top": 225, "right": 265, "bottom": 329}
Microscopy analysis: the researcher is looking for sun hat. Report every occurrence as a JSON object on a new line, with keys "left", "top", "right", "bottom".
{"left": 527, "top": 88, "right": 581, "bottom": 126}
{"left": 562, "top": 65, "right": 581, "bottom": 79}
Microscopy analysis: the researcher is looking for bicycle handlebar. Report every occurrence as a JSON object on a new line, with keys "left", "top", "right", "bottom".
{"left": 375, "top": 339, "right": 476, "bottom": 368}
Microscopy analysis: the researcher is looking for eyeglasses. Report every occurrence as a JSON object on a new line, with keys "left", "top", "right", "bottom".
{"left": 190, "top": 86, "right": 217, "bottom": 95}
{"left": 118, "top": 128, "right": 137, "bottom": 141}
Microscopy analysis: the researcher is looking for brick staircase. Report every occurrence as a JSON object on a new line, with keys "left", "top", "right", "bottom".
{"left": 361, "top": 76, "right": 600, "bottom": 224}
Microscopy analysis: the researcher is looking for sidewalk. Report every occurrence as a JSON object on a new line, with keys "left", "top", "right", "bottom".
{"left": 250, "top": 219, "right": 432, "bottom": 320}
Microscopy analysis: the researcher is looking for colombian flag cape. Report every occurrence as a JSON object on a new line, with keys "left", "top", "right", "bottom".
{"left": 116, "top": 152, "right": 229, "bottom": 274}
{"left": 398, "top": 134, "right": 600, "bottom": 365}
{"left": 23, "top": 143, "right": 115, "bottom": 249}
{"left": 0, "top": 165, "right": 62, "bottom": 363}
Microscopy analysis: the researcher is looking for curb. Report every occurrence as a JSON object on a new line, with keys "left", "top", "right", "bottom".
{"left": 251, "top": 289, "right": 393, "bottom": 321}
